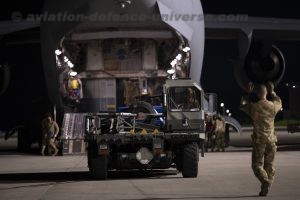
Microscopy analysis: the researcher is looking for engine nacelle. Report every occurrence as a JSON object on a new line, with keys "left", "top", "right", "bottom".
{"left": 235, "top": 42, "right": 285, "bottom": 90}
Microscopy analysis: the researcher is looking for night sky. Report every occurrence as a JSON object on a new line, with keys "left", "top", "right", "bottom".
{"left": 1, "top": 0, "right": 300, "bottom": 124}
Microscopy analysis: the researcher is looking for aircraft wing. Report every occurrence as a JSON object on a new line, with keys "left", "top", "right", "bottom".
{"left": 0, "top": 20, "right": 40, "bottom": 35}
{"left": 1, "top": 15, "right": 300, "bottom": 42}
{"left": 205, "top": 15, "right": 300, "bottom": 41}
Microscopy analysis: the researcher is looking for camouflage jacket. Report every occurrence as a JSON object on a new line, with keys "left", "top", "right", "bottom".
{"left": 240, "top": 94, "right": 282, "bottom": 144}
{"left": 214, "top": 118, "right": 225, "bottom": 134}
{"left": 42, "top": 119, "right": 59, "bottom": 138}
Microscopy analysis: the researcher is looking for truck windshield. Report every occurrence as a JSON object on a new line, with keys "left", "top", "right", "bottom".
{"left": 168, "top": 87, "right": 201, "bottom": 112}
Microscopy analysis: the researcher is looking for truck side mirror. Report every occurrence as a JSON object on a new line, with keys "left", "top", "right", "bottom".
{"left": 204, "top": 93, "right": 217, "bottom": 113}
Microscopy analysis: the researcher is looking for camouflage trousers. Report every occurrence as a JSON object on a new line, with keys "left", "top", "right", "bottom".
{"left": 41, "top": 136, "right": 58, "bottom": 155}
{"left": 215, "top": 132, "right": 225, "bottom": 151}
{"left": 252, "top": 142, "right": 277, "bottom": 184}
{"left": 205, "top": 132, "right": 216, "bottom": 152}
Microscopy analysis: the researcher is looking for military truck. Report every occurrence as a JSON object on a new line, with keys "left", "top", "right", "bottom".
{"left": 85, "top": 79, "right": 206, "bottom": 179}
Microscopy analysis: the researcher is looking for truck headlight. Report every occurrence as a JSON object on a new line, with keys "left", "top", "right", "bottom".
{"left": 136, "top": 147, "right": 153, "bottom": 165}
{"left": 99, "top": 144, "right": 108, "bottom": 150}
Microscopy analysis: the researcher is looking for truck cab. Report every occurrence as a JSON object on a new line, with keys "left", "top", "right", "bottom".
{"left": 164, "top": 79, "right": 205, "bottom": 134}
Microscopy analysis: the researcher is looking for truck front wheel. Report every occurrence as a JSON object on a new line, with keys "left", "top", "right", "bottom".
{"left": 90, "top": 155, "right": 108, "bottom": 180}
{"left": 87, "top": 141, "right": 97, "bottom": 171}
{"left": 182, "top": 142, "right": 199, "bottom": 178}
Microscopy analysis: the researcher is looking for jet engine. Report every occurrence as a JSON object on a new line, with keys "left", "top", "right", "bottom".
{"left": 235, "top": 41, "right": 285, "bottom": 90}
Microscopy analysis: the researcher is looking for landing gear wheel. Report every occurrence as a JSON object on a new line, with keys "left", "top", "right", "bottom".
{"left": 182, "top": 142, "right": 199, "bottom": 178}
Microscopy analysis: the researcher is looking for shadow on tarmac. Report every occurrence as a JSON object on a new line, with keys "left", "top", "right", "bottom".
{"left": 0, "top": 169, "right": 179, "bottom": 183}
{"left": 119, "top": 195, "right": 259, "bottom": 200}
{"left": 226, "top": 144, "right": 300, "bottom": 152}
{"left": 204, "top": 144, "right": 300, "bottom": 153}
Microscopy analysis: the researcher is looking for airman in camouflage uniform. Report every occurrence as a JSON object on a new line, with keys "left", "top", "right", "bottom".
{"left": 204, "top": 114, "right": 214, "bottom": 152}
{"left": 41, "top": 113, "right": 59, "bottom": 156}
{"left": 240, "top": 82, "right": 282, "bottom": 196}
{"left": 214, "top": 114, "right": 226, "bottom": 152}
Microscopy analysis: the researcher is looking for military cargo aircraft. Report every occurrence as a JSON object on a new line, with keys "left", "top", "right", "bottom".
{"left": 1, "top": 0, "right": 300, "bottom": 150}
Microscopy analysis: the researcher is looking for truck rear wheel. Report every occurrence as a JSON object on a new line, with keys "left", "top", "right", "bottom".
{"left": 182, "top": 142, "right": 199, "bottom": 178}
{"left": 87, "top": 141, "right": 97, "bottom": 171}
{"left": 90, "top": 155, "right": 108, "bottom": 180}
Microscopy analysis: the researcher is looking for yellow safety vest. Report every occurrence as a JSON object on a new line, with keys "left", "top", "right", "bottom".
{"left": 71, "top": 79, "right": 79, "bottom": 89}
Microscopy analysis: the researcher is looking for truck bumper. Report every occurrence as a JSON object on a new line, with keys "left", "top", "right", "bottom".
{"left": 112, "top": 151, "right": 174, "bottom": 170}
{"left": 85, "top": 132, "right": 205, "bottom": 144}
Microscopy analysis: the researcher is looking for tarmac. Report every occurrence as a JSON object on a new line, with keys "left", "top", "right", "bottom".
{"left": 0, "top": 130, "right": 300, "bottom": 200}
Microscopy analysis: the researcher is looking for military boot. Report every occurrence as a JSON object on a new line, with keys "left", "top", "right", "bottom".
{"left": 41, "top": 146, "right": 46, "bottom": 156}
{"left": 52, "top": 147, "right": 59, "bottom": 156}
{"left": 259, "top": 180, "right": 271, "bottom": 196}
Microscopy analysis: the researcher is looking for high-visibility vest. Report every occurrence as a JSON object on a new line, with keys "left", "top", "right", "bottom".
{"left": 71, "top": 79, "right": 79, "bottom": 89}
